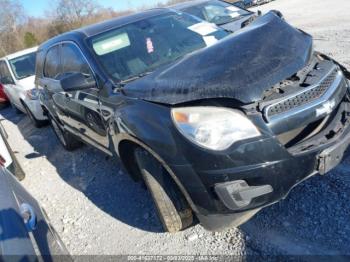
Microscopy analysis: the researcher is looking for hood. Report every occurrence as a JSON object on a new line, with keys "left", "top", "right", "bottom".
{"left": 123, "top": 12, "right": 313, "bottom": 105}
{"left": 17, "top": 75, "right": 35, "bottom": 91}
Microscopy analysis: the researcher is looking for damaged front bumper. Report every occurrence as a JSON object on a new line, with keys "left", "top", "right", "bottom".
{"left": 318, "top": 125, "right": 350, "bottom": 174}
{"left": 171, "top": 57, "right": 350, "bottom": 231}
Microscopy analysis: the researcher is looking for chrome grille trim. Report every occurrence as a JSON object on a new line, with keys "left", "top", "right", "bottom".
{"left": 264, "top": 67, "right": 344, "bottom": 123}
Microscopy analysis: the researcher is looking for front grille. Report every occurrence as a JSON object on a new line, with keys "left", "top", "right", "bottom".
{"left": 266, "top": 69, "right": 338, "bottom": 117}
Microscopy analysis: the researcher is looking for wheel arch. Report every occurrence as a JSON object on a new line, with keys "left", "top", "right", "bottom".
{"left": 117, "top": 136, "right": 198, "bottom": 213}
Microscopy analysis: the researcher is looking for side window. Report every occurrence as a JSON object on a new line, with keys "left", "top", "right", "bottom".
{"left": 0, "top": 61, "right": 15, "bottom": 85}
{"left": 44, "top": 46, "right": 60, "bottom": 79}
{"left": 61, "top": 43, "right": 91, "bottom": 76}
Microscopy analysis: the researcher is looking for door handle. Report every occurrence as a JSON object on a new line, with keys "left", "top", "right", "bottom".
{"left": 20, "top": 203, "right": 37, "bottom": 232}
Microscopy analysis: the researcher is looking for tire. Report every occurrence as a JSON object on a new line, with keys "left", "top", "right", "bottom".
{"left": 48, "top": 114, "right": 82, "bottom": 151}
{"left": 22, "top": 102, "right": 47, "bottom": 128}
{"left": 134, "top": 148, "right": 193, "bottom": 233}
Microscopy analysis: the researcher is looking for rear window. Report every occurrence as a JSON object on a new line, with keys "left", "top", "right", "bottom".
{"left": 0, "top": 60, "right": 15, "bottom": 85}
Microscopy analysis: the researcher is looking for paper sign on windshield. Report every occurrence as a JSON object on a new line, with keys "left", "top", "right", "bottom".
{"left": 227, "top": 6, "right": 244, "bottom": 18}
{"left": 229, "top": 12, "right": 241, "bottom": 18}
{"left": 188, "top": 22, "right": 218, "bottom": 36}
{"left": 227, "top": 6, "right": 240, "bottom": 12}
{"left": 203, "top": 36, "right": 219, "bottom": 47}
{"left": 93, "top": 33, "right": 131, "bottom": 56}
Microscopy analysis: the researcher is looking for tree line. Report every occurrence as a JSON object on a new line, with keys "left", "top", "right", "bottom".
{"left": 0, "top": 0, "right": 186, "bottom": 57}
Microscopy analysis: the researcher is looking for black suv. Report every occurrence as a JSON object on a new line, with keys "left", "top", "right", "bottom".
{"left": 36, "top": 8, "right": 350, "bottom": 232}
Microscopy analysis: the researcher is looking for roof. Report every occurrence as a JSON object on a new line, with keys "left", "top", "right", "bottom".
{"left": 4, "top": 46, "right": 38, "bottom": 61}
{"left": 40, "top": 8, "right": 172, "bottom": 50}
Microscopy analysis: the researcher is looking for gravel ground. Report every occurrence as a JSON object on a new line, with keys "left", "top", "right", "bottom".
{"left": 1, "top": 109, "right": 248, "bottom": 256}
{"left": 1, "top": 0, "right": 350, "bottom": 256}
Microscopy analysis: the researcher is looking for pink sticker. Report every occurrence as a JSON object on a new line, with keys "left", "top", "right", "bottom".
{"left": 146, "top": 37, "right": 154, "bottom": 53}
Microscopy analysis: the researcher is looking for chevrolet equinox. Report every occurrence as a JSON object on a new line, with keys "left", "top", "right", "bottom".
{"left": 36, "top": 9, "right": 350, "bottom": 232}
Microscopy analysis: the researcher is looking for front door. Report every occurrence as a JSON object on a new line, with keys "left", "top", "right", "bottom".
{"left": 58, "top": 42, "right": 110, "bottom": 152}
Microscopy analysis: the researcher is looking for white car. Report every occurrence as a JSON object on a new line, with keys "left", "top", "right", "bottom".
{"left": 0, "top": 47, "right": 47, "bottom": 127}
{"left": 0, "top": 119, "right": 25, "bottom": 180}
{"left": 0, "top": 123, "right": 12, "bottom": 170}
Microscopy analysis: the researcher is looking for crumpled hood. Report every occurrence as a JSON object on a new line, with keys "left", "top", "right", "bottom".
{"left": 123, "top": 12, "right": 313, "bottom": 105}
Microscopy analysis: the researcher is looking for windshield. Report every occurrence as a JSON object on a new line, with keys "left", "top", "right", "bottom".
{"left": 183, "top": 1, "right": 251, "bottom": 25}
{"left": 90, "top": 12, "right": 228, "bottom": 82}
{"left": 9, "top": 52, "right": 36, "bottom": 80}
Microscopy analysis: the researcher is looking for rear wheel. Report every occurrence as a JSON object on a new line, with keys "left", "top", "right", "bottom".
{"left": 134, "top": 148, "right": 193, "bottom": 233}
{"left": 48, "top": 115, "right": 82, "bottom": 151}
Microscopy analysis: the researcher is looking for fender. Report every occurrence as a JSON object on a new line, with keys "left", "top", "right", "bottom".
{"left": 107, "top": 98, "right": 187, "bottom": 166}
{"left": 114, "top": 132, "right": 200, "bottom": 214}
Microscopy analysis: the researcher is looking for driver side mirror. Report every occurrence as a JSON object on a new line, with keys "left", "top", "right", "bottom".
{"left": 59, "top": 72, "right": 96, "bottom": 92}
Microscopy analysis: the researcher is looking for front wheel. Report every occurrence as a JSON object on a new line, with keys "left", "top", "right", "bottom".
{"left": 48, "top": 115, "right": 82, "bottom": 151}
{"left": 134, "top": 148, "right": 193, "bottom": 233}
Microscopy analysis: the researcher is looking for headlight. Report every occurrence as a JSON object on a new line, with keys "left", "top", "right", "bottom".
{"left": 171, "top": 107, "right": 260, "bottom": 151}
{"left": 26, "top": 88, "right": 39, "bottom": 100}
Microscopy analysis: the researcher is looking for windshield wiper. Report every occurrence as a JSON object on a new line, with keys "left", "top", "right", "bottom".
{"left": 119, "top": 71, "right": 154, "bottom": 86}
{"left": 114, "top": 71, "right": 154, "bottom": 92}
